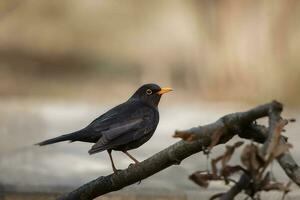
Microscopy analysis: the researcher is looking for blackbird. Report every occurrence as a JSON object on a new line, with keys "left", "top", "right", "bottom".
{"left": 37, "top": 83, "right": 172, "bottom": 173}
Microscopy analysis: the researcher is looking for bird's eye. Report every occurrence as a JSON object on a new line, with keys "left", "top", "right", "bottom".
{"left": 146, "top": 89, "right": 152, "bottom": 95}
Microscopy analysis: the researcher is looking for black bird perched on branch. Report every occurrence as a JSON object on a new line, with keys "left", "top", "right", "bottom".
{"left": 37, "top": 83, "right": 172, "bottom": 173}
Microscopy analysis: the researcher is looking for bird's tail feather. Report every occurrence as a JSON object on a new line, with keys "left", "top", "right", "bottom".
{"left": 88, "top": 147, "right": 106, "bottom": 155}
{"left": 36, "top": 131, "right": 81, "bottom": 146}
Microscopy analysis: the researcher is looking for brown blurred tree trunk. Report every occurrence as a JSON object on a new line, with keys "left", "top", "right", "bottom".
{"left": 0, "top": 183, "right": 4, "bottom": 200}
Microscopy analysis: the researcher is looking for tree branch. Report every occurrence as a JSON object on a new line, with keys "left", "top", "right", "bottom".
{"left": 58, "top": 101, "right": 299, "bottom": 200}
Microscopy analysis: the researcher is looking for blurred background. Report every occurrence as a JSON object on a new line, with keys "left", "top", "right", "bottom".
{"left": 0, "top": 0, "right": 300, "bottom": 199}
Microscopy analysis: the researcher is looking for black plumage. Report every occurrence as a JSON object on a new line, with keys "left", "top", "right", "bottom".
{"left": 37, "top": 83, "right": 172, "bottom": 173}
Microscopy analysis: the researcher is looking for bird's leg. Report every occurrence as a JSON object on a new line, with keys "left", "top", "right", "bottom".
{"left": 123, "top": 151, "right": 139, "bottom": 164}
{"left": 123, "top": 151, "right": 142, "bottom": 184}
{"left": 107, "top": 150, "right": 118, "bottom": 174}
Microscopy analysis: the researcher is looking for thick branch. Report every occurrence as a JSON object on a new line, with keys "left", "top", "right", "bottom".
{"left": 277, "top": 141, "right": 300, "bottom": 186}
{"left": 58, "top": 101, "right": 297, "bottom": 200}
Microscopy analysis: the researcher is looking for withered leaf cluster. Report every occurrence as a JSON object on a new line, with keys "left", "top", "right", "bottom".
{"left": 188, "top": 119, "right": 293, "bottom": 200}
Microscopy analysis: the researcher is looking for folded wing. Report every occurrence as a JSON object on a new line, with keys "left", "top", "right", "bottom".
{"left": 88, "top": 101, "right": 156, "bottom": 154}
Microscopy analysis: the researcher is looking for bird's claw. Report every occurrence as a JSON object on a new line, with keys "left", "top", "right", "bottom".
{"left": 113, "top": 169, "right": 122, "bottom": 174}
{"left": 127, "top": 164, "right": 142, "bottom": 184}
{"left": 128, "top": 163, "right": 137, "bottom": 168}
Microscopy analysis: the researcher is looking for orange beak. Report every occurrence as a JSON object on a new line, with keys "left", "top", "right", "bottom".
{"left": 157, "top": 87, "right": 173, "bottom": 95}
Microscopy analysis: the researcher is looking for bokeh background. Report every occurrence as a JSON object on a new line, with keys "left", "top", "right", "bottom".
{"left": 0, "top": 1, "right": 300, "bottom": 199}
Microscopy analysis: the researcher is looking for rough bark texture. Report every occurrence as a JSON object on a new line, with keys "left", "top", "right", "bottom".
{"left": 277, "top": 143, "right": 300, "bottom": 186}
{"left": 58, "top": 101, "right": 300, "bottom": 200}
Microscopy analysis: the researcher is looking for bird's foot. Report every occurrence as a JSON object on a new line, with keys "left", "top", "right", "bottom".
{"left": 128, "top": 163, "right": 134, "bottom": 168}
{"left": 128, "top": 163, "right": 138, "bottom": 168}
{"left": 127, "top": 163, "right": 142, "bottom": 184}
{"left": 113, "top": 169, "right": 122, "bottom": 175}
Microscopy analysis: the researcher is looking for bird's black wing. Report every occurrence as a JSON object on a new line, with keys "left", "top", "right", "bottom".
{"left": 88, "top": 101, "right": 157, "bottom": 154}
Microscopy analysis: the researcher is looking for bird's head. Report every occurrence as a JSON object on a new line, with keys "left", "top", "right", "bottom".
{"left": 130, "top": 83, "right": 173, "bottom": 107}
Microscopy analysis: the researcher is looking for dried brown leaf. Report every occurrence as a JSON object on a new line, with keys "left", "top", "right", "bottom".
{"left": 211, "top": 158, "right": 219, "bottom": 177}
{"left": 221, "top": 165, "right": 245, "bottom": 184}
{"left": 189, "top": 171, "right": 215, "bottom": 188}
{"left": 210, "top": 141, "right": 244, "bottom": 177}
{"left": 241, "top": 144, "right": 263, "bottom": 171}
{"left": 240, "top": 145, "right": 251, "bottom": 169}
{"left": 262, "top": 182, "right": 291, "bottom": 193}
{"left": 208, "top": 128, "right": 225, "bottom": 150}
{"left": 173, "top": 131, "right": 197, "bottom": 141}
{"left": 273, "top": 143, "right": 293, "bottom": 158}
{"left": 221, "top": 141, "right": 244, "bottom": 167}
{"left": 222, "top": 146, "right": 235, "bottom": 165}
{"left": 265, "top": 119, "right": 288, "bottom": 160}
